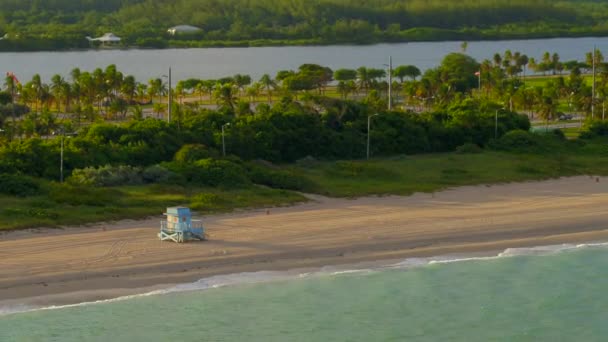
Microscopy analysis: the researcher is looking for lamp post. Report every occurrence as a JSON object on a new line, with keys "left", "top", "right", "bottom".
{"left": 53, "top": 128, "right": 76, "bottom": 183}
{"left": 221, "top": 122, "right": 230, "bottom": 157}
{"left": 162, "top": 68, "right": 172, "bottom": 123}
{"left": 495, "top": 107, "right": 506, "bottom": 139}
{"left": 495, "top": 109, "right": 499, "bottom": 139}
{"left": 367, "top": 114, "right": 379, "bottom": 160}
{"left": 383, "top": 56, "right": 393, "bottom": 111}
{"left": 168, "top": 67, "right": 172, "bottom": 123}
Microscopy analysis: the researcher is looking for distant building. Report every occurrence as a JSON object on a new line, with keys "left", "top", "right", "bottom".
{"left": 167, "top": 25, "right": 202, "bottom": 35}
{"left": 86, "top": 33, "right": 122, "bottom": 44}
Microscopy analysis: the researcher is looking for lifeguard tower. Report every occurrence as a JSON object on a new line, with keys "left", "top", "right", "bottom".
{"left": 159, "top": 207, "right": 205, "bottom": 243}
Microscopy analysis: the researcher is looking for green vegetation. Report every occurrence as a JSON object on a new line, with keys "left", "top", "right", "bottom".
{"left": 0, "top": 183, "right": 305, "bottom": 230}
{"left": 3, "top": 50, "right": 608, "bottom": 230}
{"left": 3, "top": 131, "right": 608, "bottom": 230}
{"left": 2, "top": 0, "right": 608, "bottom": 51}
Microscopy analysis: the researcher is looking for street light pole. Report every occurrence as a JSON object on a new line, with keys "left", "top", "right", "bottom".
{"left": 54, "top": 128, "right": 76, "bottom": 183}
{"left": 383, "top": 57, "right": 393, "bottom": 111}
{"left": 60, "top": 134, "right": 65, "bottom": 183}
{"left": 367, "top": 114, "right": 379, "bottom": 160}
{"left": 388, "top": 56, "right": 392, "bottom": 111}
{"left": 592, "top": 45, "right": 596, "bottom": 119}
{"left": 495, "top": 109, "right": 498, "bottom": 139}
{"left": 222, "top": 123, "right": 230, "bottom": 157}
{"left": 168, "top": 67, "right": 172, "bottom": 123}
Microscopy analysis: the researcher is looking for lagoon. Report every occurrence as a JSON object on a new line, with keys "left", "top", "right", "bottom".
{"left": 1, "top": 37, "right": 608, "bottom": 84}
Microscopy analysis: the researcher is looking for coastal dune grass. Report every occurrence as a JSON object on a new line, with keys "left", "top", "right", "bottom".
{"left": 0, "top": 184, "right": 305, "bottom": 231}
{"left": 288, "top": 150, "right": 608, "bottom": 197}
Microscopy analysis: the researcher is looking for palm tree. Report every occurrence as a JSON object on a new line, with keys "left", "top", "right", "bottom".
{"left": 246, "top": 82, "right": 262, "bottom": 102}
{"left": 337, "top": 80, "right": 356, "bottom": 99}
{"left": 195, "top": 82, "right": 205, "bottom": 103}
{"left": 121, "top": 75, "right": 136, "bottom": 105}
{"left": 233, "top": 74, "right": 252, "bottom": 95}
{"left": 259, "top": 74, "right": 276, "bottom": 102}
{"left": 356, "top": 67, "right": 371, "bottom": 94}
{"left": 148, "top": 78, "right": 166, "bottom": 105}
{"left": 30, "top": 74, "right": 43, "bottom": 112}
{"left": 70, "top": 68, "right": 82, "bottom": 106}
{"left": 50, "top": 74, "right": 67, "bottom": 112}
{"left": 136, "top": 83, "right": 148, "bottom": 103}
{"left": 537, "top": 94, "right": 558, "bottom": 130}
{"left": 4, "top": 73, "right": 17, "bottom": 102}
{"left": 213, "top": 83, "right": 238, "bottom": 110}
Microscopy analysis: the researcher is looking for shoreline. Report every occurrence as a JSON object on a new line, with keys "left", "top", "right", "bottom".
{"left": 3, "top": 33, "right": 608, "bottom": 53}
{"left": 2, "top": 238, "right": 607, "bottom": 315}
{"left": 2, "top": 176, "right": 608, "bottom": 308}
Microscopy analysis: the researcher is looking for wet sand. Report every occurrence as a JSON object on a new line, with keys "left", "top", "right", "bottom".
{"left": 2, "top": 176, "right": 608, "bottom": 307}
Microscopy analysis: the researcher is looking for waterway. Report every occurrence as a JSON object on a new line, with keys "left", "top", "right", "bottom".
{"left": 1, "top": 37, "right": 607, "bottom": 83}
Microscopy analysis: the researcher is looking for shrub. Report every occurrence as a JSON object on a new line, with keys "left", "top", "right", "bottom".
{"left": 69, "top": 164, "right": 143, "bottom": 187}
{"left": 455, "top": 143, "right": 482, "bottom": 154}
{"left": 142, "top": 165, "right": 174, "bottom": 183}
{"left": 193, "top": 159, "right": 249, "bottom": 187}
{"left": 490, "top": 130, "right": 539, "bottom": 152}
{"left": 174, "top": 144, "right": 217, "bottom": 163}
{"left": 580, "top": 121, "right": 608, "bottom": 139}
{"left": 166, "top": 159, "right": 249, "bottom": 188}
{"left": 552, "top": 129, "right": 566, "bottom": 141}
{"left": 327, "top": 161, "right": 398, "bottom": 179}
{"left": 246, "top": 164, "right": 314, "bottom": 191}
{"left": 0, "top": 173, "right": 41, "bottom": 197}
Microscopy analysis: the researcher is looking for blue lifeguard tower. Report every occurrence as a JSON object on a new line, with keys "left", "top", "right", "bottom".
{"left": 159, "top": 207, "right": 205, "bottom": 243}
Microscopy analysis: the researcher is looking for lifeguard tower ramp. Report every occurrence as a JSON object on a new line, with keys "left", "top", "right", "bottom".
{"left": 159, "top": 207, "right": 205, "bottom": 243}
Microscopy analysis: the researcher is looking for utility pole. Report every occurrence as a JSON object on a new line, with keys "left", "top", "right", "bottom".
{"left": 366, "top": 114, "right": 379, "bottom": 160}
{"left": 388, "top": 56, "right": 392, "bottom": 111}
{"left": 495, "top": 110, "right": 499, "bottom": 139}
{"left": 54, "top": 128, "right": 76, "bottom": 183}
{"left": 592, "top": 45, "right": 596, "bottom": 119}
{"left": 168, "top": 67, "right": 172, "bottom": 123}
{"left": 222, "top": 123, "right": 230, "bottom": 157}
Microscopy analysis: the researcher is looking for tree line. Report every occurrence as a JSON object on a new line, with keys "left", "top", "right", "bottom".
{"left": 2, "top": 47, "right": 606, "bottom": 136}
{"left": 1, "top": 50, "right": 558, "bottom": 185}
{"left": 1, "top": 0, "right": 608, "bottom": 51}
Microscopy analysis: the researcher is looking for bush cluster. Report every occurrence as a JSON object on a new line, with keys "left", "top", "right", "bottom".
{"left": 164, "top": 158, "right": 250, "bottom": 188}
{"left": 0, "top": 173, "right": 41, "bottom": 197}
{"left": 246, "top": 163, "right": 314, "bottom": 191}
{"left": 69, "top": 164, "right": 173, "bottom": 187}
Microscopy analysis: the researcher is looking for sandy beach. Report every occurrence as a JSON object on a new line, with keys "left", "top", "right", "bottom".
{"left": 2, "top": 176, "right": 608, "bottom": 307}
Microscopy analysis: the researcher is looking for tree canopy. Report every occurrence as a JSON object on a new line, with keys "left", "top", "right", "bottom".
{"left": 1, "top": 0, "right": 607, "bottom": 50}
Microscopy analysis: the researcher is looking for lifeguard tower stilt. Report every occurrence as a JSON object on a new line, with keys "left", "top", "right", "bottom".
{"left": 159, "top": 207, "right": 205, "bottom": 243}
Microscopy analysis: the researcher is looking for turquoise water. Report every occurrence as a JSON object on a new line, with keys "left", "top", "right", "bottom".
{"left": 2, "top": 244, "right": 608, "bottom": 341}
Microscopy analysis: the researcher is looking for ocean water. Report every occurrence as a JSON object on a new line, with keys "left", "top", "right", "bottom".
{"left": 2, "top": 243, "right": 608, "bottom": 342}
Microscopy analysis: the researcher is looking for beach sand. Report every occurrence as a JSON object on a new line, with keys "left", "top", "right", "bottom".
{"left": 2, "top": 176, "right": 608, "bottom": 307}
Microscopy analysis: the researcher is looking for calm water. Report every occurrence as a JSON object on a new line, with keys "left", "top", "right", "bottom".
{"left": 2, "top": 37, "right": 608, "bottom": 84}
{"left": 1, "top": 243, "right": 608, "bottom": 341}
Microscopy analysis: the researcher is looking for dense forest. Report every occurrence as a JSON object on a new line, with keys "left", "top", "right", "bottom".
{"left": 1, "top": 0, "right": 608, "bottom": 50}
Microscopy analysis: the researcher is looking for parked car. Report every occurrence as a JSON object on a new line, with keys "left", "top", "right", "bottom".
{"left": 558, "top": 113, "right": 574, "bottom": 121}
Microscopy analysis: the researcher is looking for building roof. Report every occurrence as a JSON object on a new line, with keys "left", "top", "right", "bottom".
{"left": 87, "top": 33, "right": 121, "bottom": 42}
{"left": 167, "top": 25, "right": 202, "bottom": 35}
